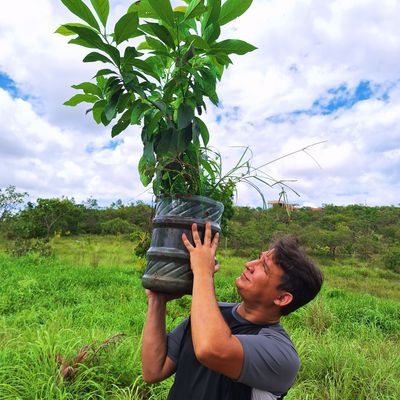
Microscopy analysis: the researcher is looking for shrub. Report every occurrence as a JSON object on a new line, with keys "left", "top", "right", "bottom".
{"left": 100, "top": 218, "right": 133, "bottom": 235}
{"left": 382, "top": 246, "right": 400, "bottom": 273}
{"left": 134, "top": 232, "right": 151, "bottom": 259}
{"left": 6, "top": 238, "right": 53, "bottom": 257}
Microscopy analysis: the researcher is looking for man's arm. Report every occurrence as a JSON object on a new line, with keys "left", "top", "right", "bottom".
{"left": 141, "top": 290, "right": 177, "bottom": 383}
{"left": 182, "top": 223, "right": 245, "bottom": 379}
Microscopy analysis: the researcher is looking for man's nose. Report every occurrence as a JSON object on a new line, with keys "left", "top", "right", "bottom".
{"left": 245, "top": 259, "right": 257, "bottom": 270}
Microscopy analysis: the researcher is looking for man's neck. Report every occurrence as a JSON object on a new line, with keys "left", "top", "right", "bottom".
{"left": 236, "top": 302, "right": 280, "bottom": 325}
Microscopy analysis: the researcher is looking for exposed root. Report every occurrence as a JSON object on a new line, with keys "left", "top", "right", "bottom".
{"left": 55, "top": 333, "right": 127, "bottom": 381}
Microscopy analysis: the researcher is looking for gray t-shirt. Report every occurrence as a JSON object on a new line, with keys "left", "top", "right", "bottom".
{"left": 167, "top": 303, "right": 299, "bottom": 399}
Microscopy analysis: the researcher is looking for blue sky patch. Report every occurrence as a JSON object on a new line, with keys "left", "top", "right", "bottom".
{"left": 85, "top": 143, "right": 95, "bottom": 154}
{"left": 266, "top": 80, "right": 393, "bottom": 124}
{"left": 85, "top": 139, "right": 124, "bottom": 154}
{"left": 102, "top": 139, "right": 123, "bottom": 150}
{"left": 0, "top": 71, "right": 19, "bottom": 97}
{"left": 313, "top": 80, "right": 374, "bottom": 115}
{"left": 215, "top": 106, "right": 240, "bottom": 124}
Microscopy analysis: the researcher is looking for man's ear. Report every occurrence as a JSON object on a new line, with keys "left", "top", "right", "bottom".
{"left": 273, "top": 292, "right": 293, "bottom": 307}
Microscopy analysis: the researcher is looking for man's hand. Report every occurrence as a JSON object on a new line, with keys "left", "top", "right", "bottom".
{"left": 145, "top": 289, "right": 183, "bottom": 304}
{"left": 182, "top": 222, "right": 220, "bottom": 277}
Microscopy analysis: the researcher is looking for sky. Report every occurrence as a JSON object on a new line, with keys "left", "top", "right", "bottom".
{"left": 1, "top": 0, "right": 400, "bottom": 209}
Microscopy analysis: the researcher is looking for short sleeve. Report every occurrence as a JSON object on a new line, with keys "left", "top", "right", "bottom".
{"left": 236, "top": 329, "right": 300, "bottom": 394}
{"left": 167, "top": 318, "right": 189, "bottom": 363}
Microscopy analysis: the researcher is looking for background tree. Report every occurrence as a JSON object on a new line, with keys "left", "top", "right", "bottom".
{"left": 11, "top": 198, "right": 82, "bottom": 238}
{"left": 0, "top": 185, "right": 28, "bottom": 223}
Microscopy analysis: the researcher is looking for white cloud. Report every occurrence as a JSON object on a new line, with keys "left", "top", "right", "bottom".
{"left": 0, "top": 0, "right": 399, "bottom": 208}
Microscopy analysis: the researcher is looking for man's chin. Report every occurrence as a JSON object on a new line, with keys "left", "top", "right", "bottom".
{"left": 235, "top": 276, "right": 244, "bottom": 289}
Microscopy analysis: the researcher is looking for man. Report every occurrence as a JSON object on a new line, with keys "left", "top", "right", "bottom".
{"left": 141, "top": 222, "right": 323, "bottom": 399}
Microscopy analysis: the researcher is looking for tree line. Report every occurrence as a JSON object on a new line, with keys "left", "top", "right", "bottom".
{"left": 1, "top": 185, "right": 399, "bottom": 272}
{"left": 0, "top": 186, "right": 153, "bottom": 238}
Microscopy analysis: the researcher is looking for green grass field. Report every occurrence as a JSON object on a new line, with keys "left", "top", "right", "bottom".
{"left": 1, "top": 236, "right": 399, "bottom": 399}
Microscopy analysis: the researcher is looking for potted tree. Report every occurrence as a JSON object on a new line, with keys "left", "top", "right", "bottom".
{"left": 58, "top": 0, "right": 258, "bottom": 293}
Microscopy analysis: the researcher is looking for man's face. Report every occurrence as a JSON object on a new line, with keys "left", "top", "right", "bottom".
{"left": 235, "top": 249, "right": 285, "bottom": 305}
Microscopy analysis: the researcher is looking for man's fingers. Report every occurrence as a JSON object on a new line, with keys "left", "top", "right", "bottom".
{"left": 212, "top": 232, "right": 219, "bottom": 250}
{"left": 191, "top": 223, "right": 201, "bottom": 244}
{"left": 204, "top": 222, "right": 212, "bottom": 245}
{"left": 182, "top": 233, "right": 194, "bottom": 250}
{"left": 186, "top": 223, "right": 218, "bottom": 250}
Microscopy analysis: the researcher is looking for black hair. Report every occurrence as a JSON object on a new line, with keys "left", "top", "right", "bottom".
{"left": 271, "top": 235, "right": 323, "bottom": 316}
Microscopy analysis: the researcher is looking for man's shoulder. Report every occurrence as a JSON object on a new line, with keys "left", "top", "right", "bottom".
{"left": 237, "top": 326, "right": 300, "bottom": 394}
{"left": 258, "top": 324, "right": 295, "bottom": 344}
{"left": 256, "top": 325, "right": 299, "bottom": 360}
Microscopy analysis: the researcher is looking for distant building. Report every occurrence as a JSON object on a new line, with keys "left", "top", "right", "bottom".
{"left": 267, "top": 200, "right": 298, "bottom": 212}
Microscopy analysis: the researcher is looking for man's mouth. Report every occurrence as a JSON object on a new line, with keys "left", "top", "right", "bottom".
{"left": 240, "top": 271, "right": 250, "bottom": 281}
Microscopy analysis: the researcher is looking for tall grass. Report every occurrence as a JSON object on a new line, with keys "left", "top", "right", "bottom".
{"left": 0, "top": 237, "right": 399, "bottom": 399}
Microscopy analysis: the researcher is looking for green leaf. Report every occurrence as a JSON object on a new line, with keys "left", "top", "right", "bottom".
{"left": 177, "top": 104, "right": 194, "bottom": 129}
{"left": 201, "top": 155, "right": 216, "bottom": 179}
{"left": 64, "top": 24, "right": 106, "bottom": 49}
{"left": 116, "top": 93, "right": 132, "bottom": 113}
{"left": 174, "top": 5, "right": 187, "bottom": 13}
{"left": 145, "top": 37, "right": 169, "bottom": 53}
{"left": 90, "top": 0, "right": 109, "bottom": 27}
{"left": 210, "top": 39, "right": 257, "bottom": 55}
{"left": 61, "top": 0, "right": 100, "bottom": 31}
{"left": 198, "top": 67, "right": 216, "bottom": 90}
{"left": 203, "top": 22, "right": 220, "bottom": 43}
{"left": 137, "top": 41, "right": 152, "bottom": 51}
{"left": 184, "top": 0, "right": 207, "bottom": 20}
{"left": 147, "top": 110, "right": 163, "bottom": 136}
{"left": 139, "top": 23, "right": 175, "bottom": 49}
{"left": 83, "top": 51, "right": 112, "bottom": 64}
{"left": 69, "top": 37, "right": 97, "bottom": 49}
{"left": 123, "top": 46, "right": 143, "bottom": 65}
{"left": 176, "top": 125, "right": 193, "bottom": 153}
{"left": 128, "top": 0, "right": 158, "bottom": 18}
{"left": 111, "top": 110, "right": 131, "bottom": 137}
{"left": 129, "top": 59, "right": 161, "bottom": 82}
{"left": 194, "top": 116, "right": 209, "bottom": 145}
{"left": 146, "top": 56, "right": 169, "bottom": 79}
{"left": 195, "top": 68, "right": 218, "bottom": 104}
{"left": 148, "top": 0, "right": 175, "bottom": 27}
{"left": 104, "top": 92, "right": 121, "bottom": 121}
{"left": 114, "top": 12, "right": 140, "bottom": 45}
{"left": 192, "top": 119, "right": 201, "bottom": 145}
{"left": 215, "top": 53, "right": 233, "bottom": 66}
{"left": 64, "top": 94, "right": 98, "bottom": 106}
{"left": 184, "top": 34, "right": 209, "bottom": 50}
{"left": 121, "top": 71, "right": 140, "bottom": 91}
{"left": 96, "top": 75, "right": 107, "bottom": 87}
{"left": 102, "top": 44, "right": 121, "bottom": 66}
{"left": 219, "top": 0, "right": 252, "bottom": 26}
{"left": 155, "top": 128, "right": 175, "bottom": 156}
{"left": 92, "top": 100, "right": 106, "bottom": 123}
{"left": 131, "top": 100, "right": 148, "bottom": 125}
{"left": 71, "top": 82, "right": 103, "bottom": 97}
{"left": 202, "top": 0, "right": 221, "bottom": 29}
{"left": 104, "top": 77, "right": 122, "bottom": 97}
{"left": 153, "top": 101, "right": 167, "bottom": 113}
{"left": 55, "top": 23, "right": 94, "bottom": 36}
{"left": 209, "top": 59, "right": 224, "bottom": 79}
{"left": 94, "top": 69, "right": 117, "bottom": 77}
{"left": 139, "top": 142, "right": 156, "bottom": 186}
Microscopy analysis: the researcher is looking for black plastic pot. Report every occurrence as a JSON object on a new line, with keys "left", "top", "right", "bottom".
{"left": 142, "top": 195, "right": 224, "bottom": 294}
